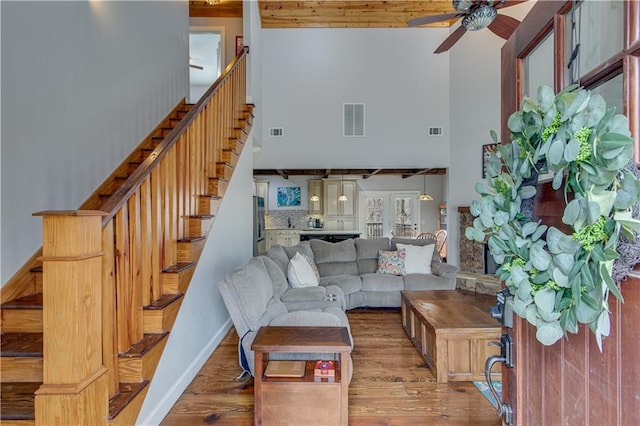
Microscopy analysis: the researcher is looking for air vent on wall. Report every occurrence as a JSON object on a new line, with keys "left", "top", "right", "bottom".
{"left": 428, "top": 127, "right": 443, "bottom": 136}
{"left": 269, "top": 127, "right": 284, "bottom": 137}
{"left": 343, "top": 103, "right": 365, "bottom": 137}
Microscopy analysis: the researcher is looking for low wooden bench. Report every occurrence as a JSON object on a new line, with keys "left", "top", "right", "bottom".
{"left": 400, "top": 290, "right": 501, "bottom": 383}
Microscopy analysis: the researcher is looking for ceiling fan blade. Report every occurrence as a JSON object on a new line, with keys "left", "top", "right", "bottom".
{"left": 487, "top": 14, "right": 521, "bottom": 40}
{"left": 434, "top": 25, "right": 468, "bottom": 53}
{"left": 408, "top": 12, "right": 461, "bottom": 27}
{"left": 190, "top": 64, "right": 204, "bottom": 70}
{"left": 494, "top": 0, "right": 529, "bottom": 10}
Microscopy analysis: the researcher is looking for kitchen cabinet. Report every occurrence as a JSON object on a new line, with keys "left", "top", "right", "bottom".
{"left": 324, "top": 179, "right": 358, "bottom": 231}
{"left": 308, "top": 179, "right": 323, "bottom": 214}
{"left": 254, "top": 180, "right": 269, "bottom": 211}
{"left": 324, "top": 217, "right": 356, "bottom": 232}
{"left": 265, "top": 229, "right": 301, "bottom": 250}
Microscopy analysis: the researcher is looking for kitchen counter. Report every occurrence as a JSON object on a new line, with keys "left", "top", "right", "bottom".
{"left": 298, "top": 230, "right": 361, "bottom": 242}
{"left": 265, "top": 228, "right": 360, "bottom": 234}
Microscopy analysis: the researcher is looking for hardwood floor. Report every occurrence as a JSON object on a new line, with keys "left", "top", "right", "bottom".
{"left": 161, "top": 309, "right": 501, "bottom": 425}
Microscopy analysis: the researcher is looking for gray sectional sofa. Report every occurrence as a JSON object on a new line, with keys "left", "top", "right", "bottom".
{"left": 217, "top": 236, "right": 457, "bottom": 377}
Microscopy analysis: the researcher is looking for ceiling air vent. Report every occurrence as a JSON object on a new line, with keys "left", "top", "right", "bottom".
{"left": 343, "top": 103, "right": 365, "bottom": 137}
{"left": 428, "top": 126, "right": 443, "bottom": 136}
{"left": 269, "top": 127, "right": 284, "bottom": 137}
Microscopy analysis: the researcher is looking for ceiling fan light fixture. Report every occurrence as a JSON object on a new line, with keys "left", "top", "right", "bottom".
{"left": 205, "top": 0, "right": 221, "bottom": 5}
{"left": 462, "top": 5, "right": 497, "bottom": 31}
{"left": 453, "top": 0, "right": 474, "bottom": 13}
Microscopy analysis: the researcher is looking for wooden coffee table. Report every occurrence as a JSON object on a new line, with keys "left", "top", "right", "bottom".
{"left": 400, "top": 290, "right": 501, "bottom": 383}
{"left": 251, "top": 326, "right": 352, "bottom": 426}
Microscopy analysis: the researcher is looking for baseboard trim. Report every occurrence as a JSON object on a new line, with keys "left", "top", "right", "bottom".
{"left": 136, "top": 318, "right": 233, "bottom": 425}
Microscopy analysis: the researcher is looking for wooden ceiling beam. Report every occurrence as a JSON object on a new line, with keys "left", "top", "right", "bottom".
{"left": 253, "top": 168, "right": 446, "bottom": 177}
{"left": 362, "top": 168, "right": 384, "bottom": 179}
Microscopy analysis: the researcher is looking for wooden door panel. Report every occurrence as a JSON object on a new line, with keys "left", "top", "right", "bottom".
{"left": 501, "top": 1, "right": 639, "bottom": 425}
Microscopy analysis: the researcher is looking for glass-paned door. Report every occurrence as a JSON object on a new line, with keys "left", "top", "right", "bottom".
{"left": 392, "top": 193, "right": 418, "bottom": 237}
{"left": 365, "top": 197, "right": 384, "bottom": 238}
{"left": 360, "top": 191, "right": 420, "bottom": 238}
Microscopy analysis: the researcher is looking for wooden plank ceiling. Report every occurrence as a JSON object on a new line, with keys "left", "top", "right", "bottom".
{"left": 189, "top": 0, "right": 458, "bottom": 28}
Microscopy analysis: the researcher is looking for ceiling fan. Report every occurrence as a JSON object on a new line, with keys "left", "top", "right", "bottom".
{"left": 409, "top": 0, "right": 528, "bottom": 54}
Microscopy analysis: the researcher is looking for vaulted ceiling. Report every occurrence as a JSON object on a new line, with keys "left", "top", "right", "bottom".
{"left": 189, "top": 1, "right": 459, "bottom": 28}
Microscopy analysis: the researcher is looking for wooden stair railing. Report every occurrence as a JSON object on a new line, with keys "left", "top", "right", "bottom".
{"left": 0, "top": 48, "right": 254, "bottom": 424}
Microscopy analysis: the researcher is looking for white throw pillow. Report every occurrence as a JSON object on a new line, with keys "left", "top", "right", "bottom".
{"left": 396, "top": 243, "right": 435, "bottom": 274}
{"left": 287, "top": 252, "right": 319, "bottom": 288}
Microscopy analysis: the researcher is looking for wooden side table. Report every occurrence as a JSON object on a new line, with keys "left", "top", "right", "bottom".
{"left": 251, "top": 326, "right": 352, "bottom": 426}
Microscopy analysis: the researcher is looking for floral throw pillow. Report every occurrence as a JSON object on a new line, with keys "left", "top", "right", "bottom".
{"left": 377, "top": 249, "right": 406, "bottom": 275}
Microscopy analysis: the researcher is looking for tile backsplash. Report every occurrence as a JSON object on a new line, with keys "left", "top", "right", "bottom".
{"left": 266, "top": 209, "right": 323, "bottom": 229}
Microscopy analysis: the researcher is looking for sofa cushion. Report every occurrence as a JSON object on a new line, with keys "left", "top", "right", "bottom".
{"left": 283, "top": 241, "right": 315, "bottom": 262}
{"left": 360, "top": 272, "right": 405, "bottom": 292}
{"left": 391, "top": 237, "right": 442, "bottom": 262}
{"left": 311, "top": 239, "right": 358, "bottom": 277}
{"left": 256, "top": 256, "right": 289, "bottom": 298}
{"left": 403, "top": 273, "right": 457, "bottom": 290}
{"left": 320, "top": 274, "right": 363, "bottom": 295}
{"left": 354, "top": 238, "right": 390, "bottom": 274}
{"left": 218, "top": 260, "right": 287, "bottom": 336}
{"left": 288, "top": 252, "right": 320, "bottom": 288}
{"left": 377, "top": 249, "right": 406, "bottom": 275}
{"left": 264, "top": 245, "right": 290, "bottom": 277}
{"left": 396, "top": 243, "right": 435, "bottom": 274}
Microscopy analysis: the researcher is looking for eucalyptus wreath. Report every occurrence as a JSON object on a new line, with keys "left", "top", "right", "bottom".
{"left": 466, "top": 84, "right": 640, "bottom": 349}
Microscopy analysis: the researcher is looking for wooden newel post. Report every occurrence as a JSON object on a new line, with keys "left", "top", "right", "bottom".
{"left": 33, "top": 210, "right": 109, "bottom": 425}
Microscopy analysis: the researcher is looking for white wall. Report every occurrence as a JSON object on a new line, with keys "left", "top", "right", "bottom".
{"left": 1, "top": 1, "right": 190, "bottom": 284}
{"left": 137, "top": 133, "right": 254, "bottom": 425}
{"left": 253, "top": 27, "right": 451, "bottom": 169}
{"left": 447, "top": 2, "right": 535, "bottom": 268}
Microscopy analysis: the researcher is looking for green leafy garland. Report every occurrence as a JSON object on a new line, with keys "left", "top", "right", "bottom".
{"left": 466, "top": 85, "right": 640, "bottom": 349}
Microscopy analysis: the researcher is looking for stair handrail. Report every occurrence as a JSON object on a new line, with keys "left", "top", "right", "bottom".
{"left": 100, "top": 47, "right": 249, "bottom": 225}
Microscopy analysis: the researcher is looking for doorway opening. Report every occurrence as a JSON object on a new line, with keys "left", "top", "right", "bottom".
{"left": 189, "top": 28, "right": 224, "bottom": 103}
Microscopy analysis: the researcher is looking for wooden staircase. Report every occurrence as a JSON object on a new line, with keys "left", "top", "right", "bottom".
{"left": 0, "top": 50, "right": 253, "bottom": 425}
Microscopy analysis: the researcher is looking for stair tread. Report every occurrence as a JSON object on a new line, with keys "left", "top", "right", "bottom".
{"left": 1, "top": 333, "right": 43, "bottom": 357}
{"left": 1, "top": 293, "right": 42, "bottom": 309}
{"left": 0, "top": 381, "right": 151, "bottom": 421}
{"left": 190, "top": 214, "right": 214, "bottom": 219}
{"left": 144, "top": 294, "right": 183, "bottom": 311}
{"left": 120, "top": 332, "right": 168, "bottom": 358}
{"left": 109, "top": 381, "right": 149, "bottom": 421}
{"left": 0, "top": 382, "right": 40, "bottom": 420}
{"left": 177, "top": 236, "right": 206, "bottom": 243}
{"left": 163, "top": 262, "right": 195, "bottom": 273}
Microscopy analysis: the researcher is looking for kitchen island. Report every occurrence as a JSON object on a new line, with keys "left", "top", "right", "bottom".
{"left": 299, "top": 230, "right": 361, "bottom": 243}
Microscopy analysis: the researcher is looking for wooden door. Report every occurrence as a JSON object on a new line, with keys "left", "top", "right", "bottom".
{"left": 500, "top": 1, "right": 640, "bottom": 425}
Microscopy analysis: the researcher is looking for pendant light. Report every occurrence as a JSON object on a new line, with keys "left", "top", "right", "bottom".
{"left": 418, "top": 174, "right": 433, "bottom": 201}
{"left": 310, "top": 175, "right": 320, "bottom": 202}
{"left": 338, "top": 173, "right": 348, "bottom": 201}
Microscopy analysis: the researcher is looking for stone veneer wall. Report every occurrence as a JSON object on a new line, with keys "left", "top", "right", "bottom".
{"left": 456, "top": 206, "right": 500, "bottom": 296}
